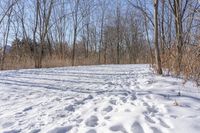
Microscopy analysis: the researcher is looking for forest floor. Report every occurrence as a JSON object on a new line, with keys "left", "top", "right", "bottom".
{"left": 0, "top": 64, "right": 200, "bottom": 133}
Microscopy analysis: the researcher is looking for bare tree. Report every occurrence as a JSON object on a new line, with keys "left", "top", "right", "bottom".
{"left": 168, "top": 0, "right": 189, "bottom": 74}
{"left": 98, "top": 0, "right": 106, "bottom": 64}
{"left": 154, "top": 0, "right": 163, "bottom": 74}
{"left": 116, "top": 0, "right": 121, "bottom": 64}
{"left": 0, "top": 0, "right": 17, "bottom": 70}
{"left": 33, "top": 0, "right": 54, "bottom": 68}
{"left": 71, "top": 0, "right": 80, "bottom": 66}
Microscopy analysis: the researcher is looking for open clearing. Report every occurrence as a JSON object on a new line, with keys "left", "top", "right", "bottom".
{"left": 0, "top": 64, "right": 200, "bottom": 133}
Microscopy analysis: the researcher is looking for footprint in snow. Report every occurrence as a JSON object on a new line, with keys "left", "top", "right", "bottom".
{"left": 131, "top": 95, "right": 137, "bottom": 100}
{"left": 103, "top": 105, "right": 113, "bottom": 113}
{"left": 151, "top": 127, "right": 162, "bottom": 133}
{"left": 57, "top": 113, "right": 66, "bottom": 118}
{"left": 145, "top": 95, "right": 151, "bottom": 100}
{"left": 183, "top": 104, "right": 192, "bottom": 108}
{"left": 47, "top": 126, "right": 73, "bottom": 133}
{"left": 51, "top": 97, "right": 61, "bottom": 102}
{"left": 83, "top": 95, "right": 93, "bottom": 101}
{"left": 120, "top": 97, "right": 127, "bottom": 103}
{"left": 142, "top": 102, "right": 149, "bottom": 107}
{"left": 170, "top": 115, "right": 178, "bottom": 119}
{"left": 85, "top": 115, "right": 98, "bottom": 127}
{"left": 158, "top": 118, "right": 170, "bottom": 128}
{"left": 187, "top": 115, "right": 197, "bottom": 118}
{"left": 30, "top": 129, "right": 41, "bottom": 133}
{"left": 131, "top": 122, "right": 144, "bottom": 133}
{"left": 64, "top": 105, "right": 75, "bottom": 112}
{"left": 86, "top": 129, "right": 96, "bottom": 133}
{"left": 145, "top": 115, "right": 155, "bottom": 124}
{"left": 76, "top": 118, "right": 83, "bottom": 123}
{"left": 124, "top": 109, "right": 131, "bottom": 112}
{"left": 75, "top": 100, "right": 84, "bottom": 105}
{"left": 109, "top": 124, "right": 127, "bottom": 133}
{"left": 104, "top": 116, "right": 111, "bottom": 120}
{"left": 2, "top": 122, "right": 15, "bottom": 128}
{"left": 75, "top": 95, "right": 93, "bottom": 105}
{"left": 109, "top": 99, "right": 117, "bottom": 105}
{"left": 94, "top": 107, "right": 98, "bottom": 112}
{"left": 135, "top": 85, "right": 140, "bottom": 90}
{"left": 15, "top": 112, "right": 26, "bottom": 118}
{"left": 147, "top": 105, "right": 159, "bottom": 114}
{"left": 23, "top": 106, "right": 33, "bottom": 112}
{"left": 3, "top": 129, "right": 21, "bottom": 133}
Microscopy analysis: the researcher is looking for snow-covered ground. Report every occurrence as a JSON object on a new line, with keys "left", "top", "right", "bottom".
{"left": 0, "top": 64, "right": 200, "bottom": 133}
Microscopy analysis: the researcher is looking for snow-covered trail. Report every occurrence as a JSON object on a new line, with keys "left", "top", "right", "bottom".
{"left": 0, "top": 64, "right": 200, "bottom": 133}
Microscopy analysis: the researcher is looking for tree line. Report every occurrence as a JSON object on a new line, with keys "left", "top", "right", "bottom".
{"left": 0, "top": 0, "right": 199, "bottom": 85}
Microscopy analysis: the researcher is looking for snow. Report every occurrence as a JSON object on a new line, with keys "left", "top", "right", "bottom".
{"left": 0, "top": 64, "right": 200, "bottom": 133}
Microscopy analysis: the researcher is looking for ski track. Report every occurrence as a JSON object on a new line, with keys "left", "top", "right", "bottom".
{"left": 0, "top": 64, "right": 200, "bottom": 133}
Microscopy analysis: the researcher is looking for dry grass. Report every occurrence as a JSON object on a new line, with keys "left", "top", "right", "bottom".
{"left": 182, "top": 46, "right": 200, "bottom": 86}
{"left": 1, "top": 52, "right": 151, "bottom": 71}
{"left": 161, "top": 45, "right": 200, "bottom": 86}
{"left": 3, "top": 45, "right": 199, "bottom": 87}
{"left": 3, "top": 56, "right": 35, "bottom": 70}
{"left": 0, "top": 54, "right": 109, "bottom": 70}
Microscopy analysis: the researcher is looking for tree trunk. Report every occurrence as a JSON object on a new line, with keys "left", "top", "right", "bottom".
{"left": 174, "top": 0, "right": 184, "bottom": 75}
{"left": 154, "top": 0, "right": 163, "bottom": 74}
{"left": 72, "top": 0, "right": 79, "bottom": 66}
